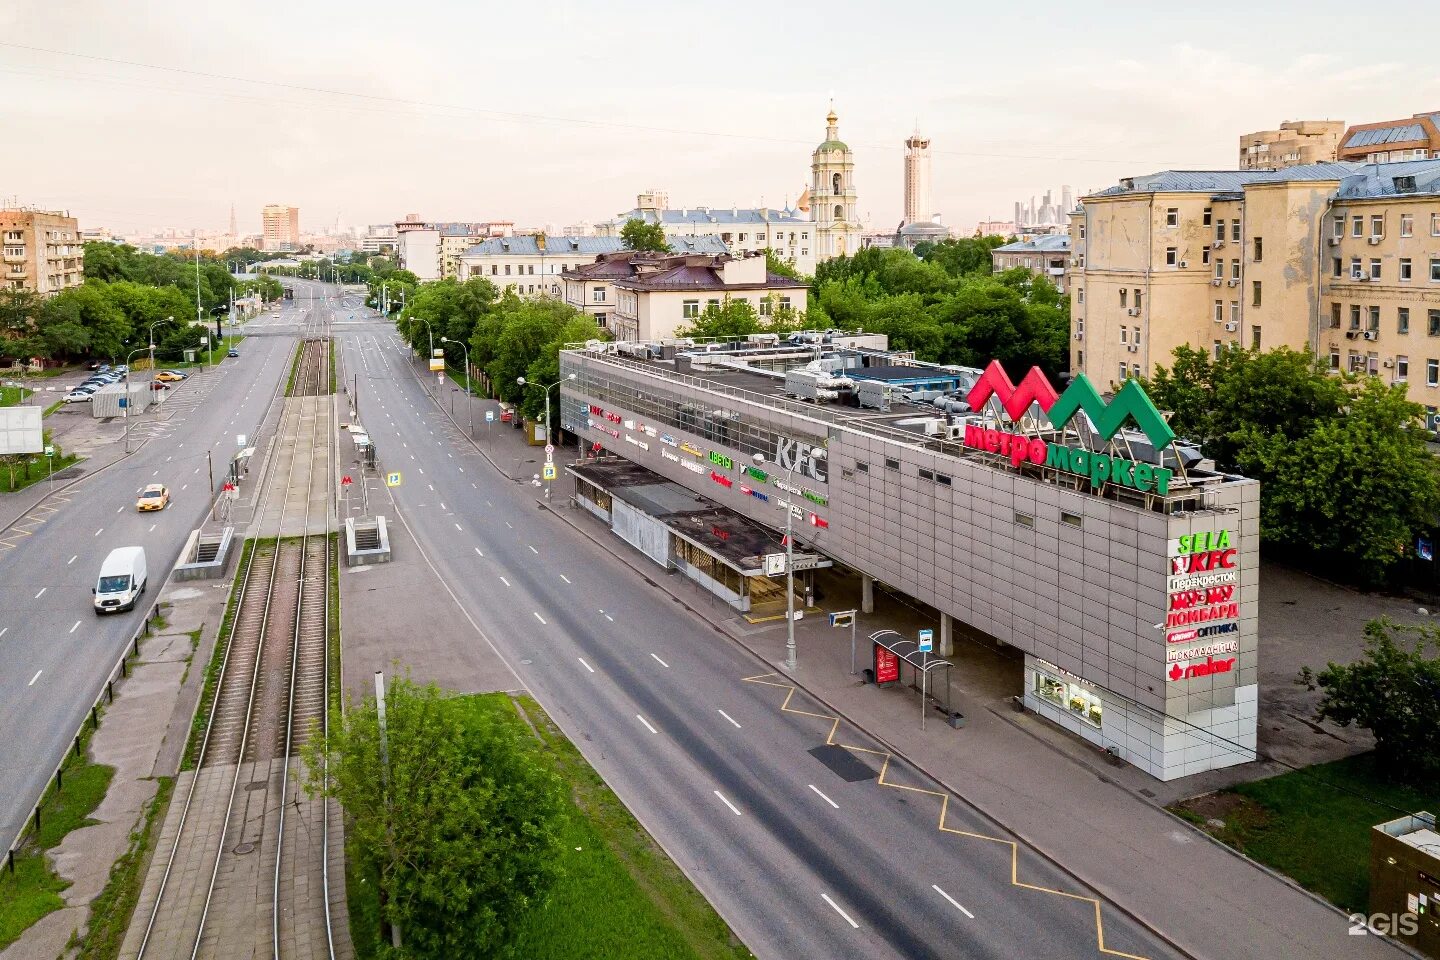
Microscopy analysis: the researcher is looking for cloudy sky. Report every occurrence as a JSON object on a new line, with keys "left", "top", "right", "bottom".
{"left": 3, "top": 1, "right": 1435, "bottom": 237}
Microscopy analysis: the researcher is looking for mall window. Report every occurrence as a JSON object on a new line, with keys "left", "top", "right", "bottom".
{"left": 855, "top": 460, "right": 868, "bottom": 473}
{"left": 918, "top": 468, "right": 934, "bottom": 481}
{"left": 1060, "top": 512, "right": 1082, "bottom": 528}
{"left": 674, "top": 537, "right": 741, "bottom": 594}
{"left": 682, "top": 300, "right": 700, "bottom": 318}
{"left": 935, "top": 474, "right": 952, "bottom": 486}
{"left": 1165, "top": 208, "right": 1178, "bottom": 227}
{"left": 1033, "top": 668, "right": 1103, "bottom": 727}
{"left": 1399, "top": 307, "right": 1410, "bottom": 334}
{"left": 884, "top": 458, "right": 899, "bottom": 470}
{"left": 1014, "top": 512, "right": 1034, "bottom": 527}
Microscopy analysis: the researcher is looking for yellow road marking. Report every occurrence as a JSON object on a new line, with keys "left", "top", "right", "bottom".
{"left": 742, "top": 672, "right": 1154, "bottom": 960}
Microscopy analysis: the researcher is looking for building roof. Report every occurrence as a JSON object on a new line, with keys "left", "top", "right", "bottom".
{"left": 1335, "top": 158, "right": 1440, "bottom": 199}
{"left": 462, "top": 235, "right": 624, "bottom": 258}
{"left": 993, "top": 235, "right": 1070, "bottom": 253}
{"left": 1088, "top": 162, "right": 1366, "bottom": 200}
{"left": 1344, "top": 123, "right": 1427, "bottom": 149}
{"left": 612, "top": 206, "right": 807, "bottom": 227}
{"left": 612, "top": 261, "right": 807, "bottom": 292}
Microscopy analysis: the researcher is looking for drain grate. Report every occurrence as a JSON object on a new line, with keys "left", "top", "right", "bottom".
{"left": 233, "top": 842, "right": 256, "bottom": 855}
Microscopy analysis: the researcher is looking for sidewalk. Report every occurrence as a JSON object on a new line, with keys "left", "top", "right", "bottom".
{"left": 403, "top": 348, "right": 1410, "bottom": 960}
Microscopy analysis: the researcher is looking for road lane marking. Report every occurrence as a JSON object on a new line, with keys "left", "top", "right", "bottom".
{"left": 718, "top": 709, "right": 742, "bottom": 728}
{"left": 35, "top": 587, "right": 46, "bottom": 599}
{"left": 499, "top": 576, "right": 510, "bottom": 587}
{"left": 181, "top": 484, "right": 187, "bottom": 491}
{"left": 821, "top": 894, "right": 859, "bottom": 928}
{"left": 94, "top": 528, "right": 103, "bottom": 536}
{"left": 69, "top": 620, "right": 81, "bottom": 634}
{"left": 428, "top": 484, "right": 433, "bottom": 491}
{"left": 455, "top": 523, "right": 462, "bottom": 531}
{"left": 418, "top": 467, "right": 424, "bottom": 474}
{"left": 153, "top": 470, "right": 159, "bottom": 476}
{"left": 505, "top": 521, "right": 512, "bottom": 529}
{"left": 808, "top": 784, "right": 839, "bottom": 809}
{"left": 440, "top": 502, "right": 446, "bottom": 510}
{"left": 116, "top": 505, "right": 124, "bottom": 513}
{"left": 650, "top": 653, "right": 670, "bottom": 668}
{"left": 474, "top": 547, "right": 484, "bottom": 557}
{"left": 559, "top": 574, "right": 571, "bottom": 584}
{"left": 533, "top": 612, "right": 547, "bottom": 624}
{"left": 528, "top": 545, "right": 539, "bottom": 554}
{"left": 605, "top": 614, "right": 614, "bottom": 622}
{"left": 932, "top": 884, "right": 974, "bottom": 918}
{"left": 68, "top": 555, "right": 77, "bottom": 565}
{"left": 0, "top": 627, "right": 7, "bottom": 638}
{"left": 577, "top": 657, "right": 595, "bottom": 673}
{"left": 149, "top": 524, "right": 156, "bottom": 532}
{"left": 458, "top": 466, "right": 464, "bottom": 473}
{"left": 635, "top": 714, "right": 657, "bottom": 734}
{"left": 28, "top": 670, "right": 42, "bottom": 686}
{"left": 713, "top": 790, "right": 742, "bottom": 816}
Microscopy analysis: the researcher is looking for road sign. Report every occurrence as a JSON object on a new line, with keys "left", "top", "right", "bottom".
{"left": 829, "top": 611, "right": 854, "bottom": 628}
{"left": 429, "top": 358, "right": 445, "bottom": 372}
{"left": 386, "top": 472, "right": 402, "bottom": 487}
{"left": 237, "top": 434, "right": 247, "bottom": 448}
{"left": 544, "top": 443, "right": 554, "bottom": 454}
{"left": 485, "top": 410, "right": 495, "bottom": 423}
{"left": 763, "top": 553, "right": 785, "bottom": 576}
{"left": 201, "top": 336, "right": 209, "bottom": 345}
{"left": 43, "top": 444, "right": 54, "bottom": 457}
{"left": 918, "top": 629, "right": 934, "bottom": 654}
{"left": 341, "top": 475, "right": 353, "bottom": 486}
{"left": 542, "top": 464, "right": 556, "bottom": 481}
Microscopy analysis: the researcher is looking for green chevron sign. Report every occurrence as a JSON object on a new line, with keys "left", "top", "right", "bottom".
{"left": 964, "top": 362, "right": 1178, "bottom": 494}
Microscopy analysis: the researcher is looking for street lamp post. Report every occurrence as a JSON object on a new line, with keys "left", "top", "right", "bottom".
{"left": 122, "top": 345, "right": 152, "bottom": 453}
{"left": 440, "top": 336, "right": 472, "bottom": 437}
{"left": 756, "top": 453, "right": 800, "bottom": 672}
{"left": 517, "top": 374, "right": 575, "bottom": 501}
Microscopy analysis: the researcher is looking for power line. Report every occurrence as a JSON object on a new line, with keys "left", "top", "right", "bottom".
{"left": 0, "top": 41, "right": 1178, "bottom": 167}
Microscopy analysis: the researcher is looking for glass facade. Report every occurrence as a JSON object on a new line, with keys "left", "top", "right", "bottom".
{"left": 1034, "top": 666, "right": 1104, "bottom": 728}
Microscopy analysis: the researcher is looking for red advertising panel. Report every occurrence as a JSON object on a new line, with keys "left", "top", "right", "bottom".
{"left": 874, "top": 644, "right": 900, "bottom": 685}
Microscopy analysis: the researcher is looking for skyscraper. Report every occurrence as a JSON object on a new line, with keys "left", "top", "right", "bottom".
{"left": 261, "top": 204, "right": 300, "bottom": 252}
{"left": 903, "top": 126, "right": 931, "bottom": 225}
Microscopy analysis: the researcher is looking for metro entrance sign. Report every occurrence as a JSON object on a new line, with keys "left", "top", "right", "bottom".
{"left": 963, "top": 361, "right": 1177, "bottom": 494}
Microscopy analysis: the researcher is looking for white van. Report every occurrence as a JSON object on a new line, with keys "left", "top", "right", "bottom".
{"left": 93, "top": 546, "right": 147, "bottom": 614}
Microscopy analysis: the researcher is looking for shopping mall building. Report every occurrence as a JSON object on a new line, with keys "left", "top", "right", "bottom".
{"left": 558, "top": 334, "right": 1259, "bottom": 781}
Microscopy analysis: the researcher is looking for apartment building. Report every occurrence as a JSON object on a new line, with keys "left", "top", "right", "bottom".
{"left": 990, "top": 235, "right": 1070, "bottom": 293}
{"left": 0, "top": 208, "right": 84, "bottom": 294}
{"left": 606, "top": 250, "right": 809, "bottom": 341}
{"left": 1337, "top": 111, "right": 1440, "bottom": 163}
{"left": 598, "top": 200, "right": 816, "bottom": 276}
{"left": 560, "top": 239, "right": 728, "bottom": 331}
{"left": 1069, "top": 159, "right": 1440, "bottom": 418}
{"left": 1238, "top": 120, "right": 1344, "bottom": 171}
{"left": 261, "top": 205, "right": 300, "bottom": 252}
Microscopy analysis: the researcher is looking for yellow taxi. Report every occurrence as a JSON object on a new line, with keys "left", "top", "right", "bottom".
{"left": 136, "top": 484, "right": 170, "bottom": 512}
{"left": 154, "top": 371, "right": 186, "bottom": 383}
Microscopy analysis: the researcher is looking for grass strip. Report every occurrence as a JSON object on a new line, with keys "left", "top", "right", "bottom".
{"left": 0, "top": 454, "right": 83, "bottom": 494}
{"left": 284, "top": 340, "right": 304, "bottom": 398}
{"left": 328, "top": 340, "right": 337, "bottom": 395}
{"left": 183, "top": 538, "right": 257, "bottom": 770}
{"left": 0, "top": 743, "right": 115, "bottom": 949}
{"left": 0, "top": 386, "right": 33, "bottom": 406}
{"left": 1171, "top": 752, "right": 1440, "bottom": 912}
{"left": 74, "top": 776, "right": 174, "bottom": 960}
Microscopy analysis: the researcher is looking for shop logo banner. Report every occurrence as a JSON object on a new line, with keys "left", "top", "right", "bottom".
{"left": 966, "top": 360, "right": 1175, "bottom": 449}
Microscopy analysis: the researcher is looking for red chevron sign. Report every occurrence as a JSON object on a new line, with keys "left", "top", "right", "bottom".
{"left": 966, "top": 361, "right": 1059, "bottom": 420}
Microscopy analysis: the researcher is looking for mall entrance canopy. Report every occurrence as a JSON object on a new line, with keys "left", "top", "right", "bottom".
{"left": 869, "top": 629, "right": 954, "bottom": 730}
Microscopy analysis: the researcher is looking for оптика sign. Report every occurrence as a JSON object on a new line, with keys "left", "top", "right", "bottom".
{"left": 963, "top": 361, "right": 1177, "bottom": 493}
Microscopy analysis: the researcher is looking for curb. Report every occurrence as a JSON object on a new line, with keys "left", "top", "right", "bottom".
{"left": 536, "top": 496, "right": 1202, "bottom": 960}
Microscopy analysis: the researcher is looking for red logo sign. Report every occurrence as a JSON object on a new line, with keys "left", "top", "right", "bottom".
{"left": 874, "top": 645, "right": 900, "bottom": 685}
{"left": 1171, "top": 549, "right": 1237, "bottom": 574}
{"left": 1167, "top": 655, "right": 1237, "bottom": 682}
{"left": 341, "top": 475, "right": 352, "bottom": 486}
{"left": 1168, "top": 585, "right": 1234, "bottom": 610}
{"left": 710, "top": 471, "right": 733, "bottom": 488}
{"left": 966, "top": 361, "right": 1060, "bottom": 419}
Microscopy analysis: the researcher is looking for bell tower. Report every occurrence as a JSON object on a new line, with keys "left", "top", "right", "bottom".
{"left": 810, "top": 105, "right": 861, "bottom": 261}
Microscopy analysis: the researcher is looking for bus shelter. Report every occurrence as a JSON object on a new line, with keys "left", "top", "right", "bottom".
{"left": 868, "top": 629, "right": 956, "bottom": 730}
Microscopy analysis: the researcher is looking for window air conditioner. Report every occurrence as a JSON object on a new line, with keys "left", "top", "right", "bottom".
{"left": 1210, "top": 278, "right": 1222, "bottom": 286}
{"left": 1224, "top": 321, "right": 1238, "bottom": 332}
{"left": 1126, "top": 307, "right": 1138, "bottom": 316}
{"left": 1178, "top": 260, "right": 1189, "bottom": 268}
{"left": 1127, "top": 344, "right": 1138, "bottom": 353}
{"left": 1328, "top": 236, "right": 1342, "bottom": 246}
{"left": 1345, "top": 329, "right": 1361, "bottom": 339}
{"left": 1354, "top": 274, "right": 1369, "bottom": 281}
{"left": 1383, "top": 358, "right": 1394, "bottom": 368}
{"left": 1227, "top": 279, "right": 1239, "bottom": 287}
{"left": 1363, "top": 330, "right": 1378, "bottom": 340}
{"left": 1212, "top": 241, "right": 1224, "bottom": 249}
{"left": 1074, "top": 331, "right": 1084, "bottom": 340}
{"left": 1368, "top": 236, "right": 1382, "bottom": 245}
{"left": 1068, "top": 258, "right": 1077, "bottom": 267}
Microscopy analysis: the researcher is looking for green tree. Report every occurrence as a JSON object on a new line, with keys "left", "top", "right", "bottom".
{"left": 917, "top": 235, "right": 1008, "bottom": 277}
{"left": 1300, "top": 619, "right": 1440, "bottom": 785}
{"left": 619, "top": 218, "right": 669, "bottom": 253}
{"left": 763, "top": 248, "right": 804, "bottom": 282}
{"left": 305, "top": 679, "right": 565, "bottom": 959}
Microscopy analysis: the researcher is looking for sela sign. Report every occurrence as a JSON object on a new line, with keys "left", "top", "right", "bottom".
{"left": 963, "top": 362, "right": 1177, "bottom": 494}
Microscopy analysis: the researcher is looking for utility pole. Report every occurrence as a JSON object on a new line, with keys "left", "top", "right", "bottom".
{"left": 374, "top": 671, "right": 402, "bottom": 951}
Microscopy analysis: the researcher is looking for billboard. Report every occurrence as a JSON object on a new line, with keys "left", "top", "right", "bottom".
{"left": 0, "top": 406, "right": 43, "bottom": 455}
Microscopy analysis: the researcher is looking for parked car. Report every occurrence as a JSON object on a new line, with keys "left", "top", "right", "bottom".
{"left": 149, "top": 381, "right": 168, "bottom": 391}
{"left": 226, "top": 349, "right": 239, "bottom": 358}
{"left": 160, "top": 369, "right": 188, "bottom": 379}
{"left": 63, "top": 389, "right": 94, "bottom": 403}
{"left": 135, "top": 484, "right": 170, "bottom": 512}
{"left": 154, "top": 371, "right": 186, "bottom": 383}
{"left": 87, "top": 361, "right": 103, "bottom": 371}
{"left": 113, "top": 365, "right": 128, "bottom": 375}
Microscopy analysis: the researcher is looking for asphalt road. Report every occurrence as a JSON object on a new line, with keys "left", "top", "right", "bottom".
{"left": 0, "top": 309, "right": 301, "bottom": 852}
{"left": 322, "top": 281, "right": 1181, "bottom": 960}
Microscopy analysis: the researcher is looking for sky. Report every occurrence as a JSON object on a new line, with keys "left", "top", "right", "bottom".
{"left": 3, "top": 1, "right": 1437, "bottom": 238}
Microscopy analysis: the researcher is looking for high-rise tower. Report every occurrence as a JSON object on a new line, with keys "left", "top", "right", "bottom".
{"left": 810, "top": 105, "right": 861, "bottom": 260}
{"left": 903, "top": 126, "right": 931, "bottom": 225}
